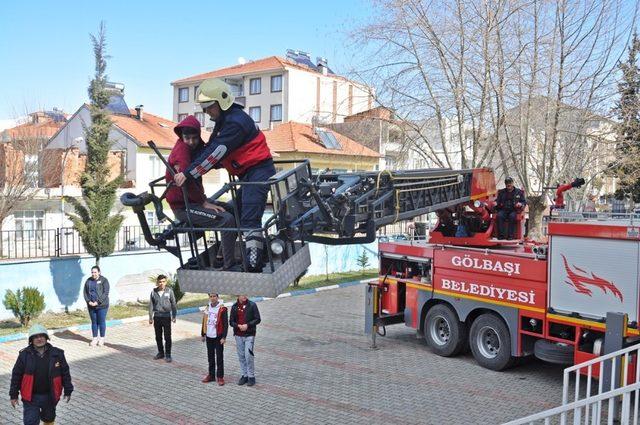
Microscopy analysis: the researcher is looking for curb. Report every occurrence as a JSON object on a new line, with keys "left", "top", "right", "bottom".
{"left": 0, "top": 278, "right": 373, "bottom": 344}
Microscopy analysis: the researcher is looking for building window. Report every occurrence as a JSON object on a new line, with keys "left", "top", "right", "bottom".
{"left": 271, "top": 75, "right": 283, "bottom": 92}
{"left": 14, "top": 210, "right": 44, "bottom": 240}
{"left": 270, "top": 104, "right": 282, "bottom": 122}
{"left": 24, "top": 154, "right": 39, "bottom": 187}
{"left": 194, "top": 85, "right": 199, "bottom": 99}
{"left": 249, "top": 78, "right": 261, "bottom": 95}
{"left": 149, "top": 155, "right": 164, "bottom": 178}
{"left": 195, "top": 112, "right": 206, "bottom": 127}
{"left": 145, "top": 210, "right": 158, "bottom": 226}
{"left": 177, "top": 113, "right": 187, "bottom": 123}
{"left": 178, "top": 87, "right": 189, "bottom": 103}
{"left": 249, "top": 106, "right": 261, "bottom": 123}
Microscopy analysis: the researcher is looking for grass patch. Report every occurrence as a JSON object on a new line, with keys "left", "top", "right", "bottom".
{"left": 0, "top": 270, "right": 377, "bottom": 338}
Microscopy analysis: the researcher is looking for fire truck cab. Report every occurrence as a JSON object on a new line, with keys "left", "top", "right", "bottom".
{"left": 367, "top": 196, "right": 640, "bottom": 372}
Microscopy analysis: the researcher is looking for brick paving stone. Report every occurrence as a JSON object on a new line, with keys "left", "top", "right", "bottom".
{"left": 0, "top": 285, "right": 565, "bottom": 424}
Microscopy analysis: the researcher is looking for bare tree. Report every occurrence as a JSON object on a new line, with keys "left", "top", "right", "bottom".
{"left": 0, "top": 118, "right": 57, "bottom": 230}
{"left": 352, "top": 0, "right": 637, "bottom": 236}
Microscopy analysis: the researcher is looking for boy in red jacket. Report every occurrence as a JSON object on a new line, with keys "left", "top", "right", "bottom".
{"left": 200, "top": 293, "right": 228, "bottom": 385}
{"left": 166, "top": 115, "right": 237, "bottom": 269}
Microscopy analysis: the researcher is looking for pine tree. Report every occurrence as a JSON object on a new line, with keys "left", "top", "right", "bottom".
{"left": 357, "top": 249, "right": 370, "bottom": 275}
{"left": 613, "top": 32, "right": 640, "bottom": 202}
{"left": 65, "top": 22, "right": 123, "bottom": 265}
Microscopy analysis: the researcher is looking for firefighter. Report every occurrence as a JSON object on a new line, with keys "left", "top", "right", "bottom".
{"left": 174, "top": 78, "right": 275, "bottom": 272}
{"left": 10, "top": 324, "right": 73, "bottom": 425}
{"left": 495, "top": 177, "right": 526, "bottom": 240}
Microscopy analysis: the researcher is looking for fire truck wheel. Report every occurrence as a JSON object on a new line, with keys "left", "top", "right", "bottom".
{"left": 469, "top": 314, "right": 514, "bottom": 371}
{"left": 533, "top": 340, "right": 574, "bottom": 365}
{"left": 423, "top": 304, "right": 468, "bottom": 357}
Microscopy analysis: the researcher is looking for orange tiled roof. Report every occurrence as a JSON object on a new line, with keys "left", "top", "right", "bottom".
{"left": 263, "top": 122, "right": 379, "bottom": 158}
{"left": 111, "top": 110, "right": 185, "bottom": 150}
{"left": 173, "top": 56, "right": 337, "bottom": 85}
{"left": 2, "top": 120, "right": 64, "bottom": 140}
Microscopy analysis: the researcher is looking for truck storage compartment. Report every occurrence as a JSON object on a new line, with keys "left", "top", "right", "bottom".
{"left": 548, "top": 234, "right": 640, "bottom": 323}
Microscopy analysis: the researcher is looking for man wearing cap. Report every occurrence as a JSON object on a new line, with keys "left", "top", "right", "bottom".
{"left": 173, "top": 78, "right": 275, "bottom": 272}
{"left": 495, "top": 177, "right": 527, "bottom": 240}
{"left": 9, "top": 324, "right": 73, "bottom": 425}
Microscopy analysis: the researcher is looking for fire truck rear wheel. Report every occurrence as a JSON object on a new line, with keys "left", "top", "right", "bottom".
{"left": 423, "top": 304, "right": 468, "bottom": 357}
{"left": 469, "top": 314, "right": 514, "bottom": 371}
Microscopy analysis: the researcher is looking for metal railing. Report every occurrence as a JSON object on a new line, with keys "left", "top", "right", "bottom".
{"left": 0, "top": 225, "right": 194, "bottom": 261}
{"left": 505, "top": 342, "right": 640, "bottom": 425}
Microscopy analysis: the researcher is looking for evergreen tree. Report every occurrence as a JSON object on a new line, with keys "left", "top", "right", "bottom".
{"left": 65, "top": 22, "right": 123, "bottom": 265}
{"left": 357, "top": 249, "right": 370, "bottom": 275}
{"left": 613, "top": 32, "right": 640, "bottom": 202}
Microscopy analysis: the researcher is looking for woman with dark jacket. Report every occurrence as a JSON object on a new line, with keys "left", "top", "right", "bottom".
{"left": 83, "top": 266, "right": 110, "bottom": 347}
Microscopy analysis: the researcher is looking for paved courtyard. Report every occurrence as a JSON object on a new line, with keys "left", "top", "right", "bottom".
{"left": 0, "top": 284, "right": 564, "bottom": 424}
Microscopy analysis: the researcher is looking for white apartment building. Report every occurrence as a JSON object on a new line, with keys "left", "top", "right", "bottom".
{"left": 171, "top": 50, "right": 374, "bottom": 131}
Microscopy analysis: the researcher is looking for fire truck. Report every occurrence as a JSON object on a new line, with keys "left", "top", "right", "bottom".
{"left": 124, "top": 142, "right": 639, "bottom": 373}
{"left": 366, "top": 170, "right": 640, "bottom": 372}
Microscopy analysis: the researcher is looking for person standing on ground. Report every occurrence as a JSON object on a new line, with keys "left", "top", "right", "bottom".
{"left": 229, "top": 295, "right": 261, "bottom": 386}
{"left": 83, "top": 265, "right": 110, "bottom": 346}
{"left": 200, "top": 293, "right": 228, "bottom": 385}
{"left": 9, "top": 324, "right": 73, "bottom": 425}
{"left": 149, "top": 275, "right": 177, "bottom": 363}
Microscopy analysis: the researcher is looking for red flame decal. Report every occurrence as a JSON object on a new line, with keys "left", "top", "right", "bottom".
{"left": 561, "top": 255, "right": 623, "bottom": 302}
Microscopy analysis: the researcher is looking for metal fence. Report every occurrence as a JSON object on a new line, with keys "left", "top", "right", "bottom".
{"left": 0, "top": 225, "right": 192, "bottom": 261}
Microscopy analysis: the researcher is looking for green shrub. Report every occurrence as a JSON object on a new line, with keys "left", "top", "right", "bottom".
{"left": 3, "top": 287, "right": 46, "bottom": 327}
{"left": 148, "top": 273, "right": 184, "bottom": 303}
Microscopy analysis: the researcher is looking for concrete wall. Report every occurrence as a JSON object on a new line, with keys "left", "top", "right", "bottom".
{"left": 0, "top": 242, "right": 379, "bottom": 319}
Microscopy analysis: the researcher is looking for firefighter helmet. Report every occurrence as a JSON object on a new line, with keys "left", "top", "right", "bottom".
{"left": 28, "top": 324, "right": 49, "bottom": 343}
{"left": 196, "top": 78, "right": 235, "bottom": 111}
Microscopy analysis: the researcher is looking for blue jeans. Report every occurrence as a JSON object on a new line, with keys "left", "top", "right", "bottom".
{"left": 235, "top": 336, "right": 255, "bottom": 378}
{"left": 235, "top": 160, "right": 276, "bottom": 229}
{"left": 88, "top": 307, "right": 108, "bottom": 337}
{"left": 23, "top": 393, "right": 55, "bottom": 425}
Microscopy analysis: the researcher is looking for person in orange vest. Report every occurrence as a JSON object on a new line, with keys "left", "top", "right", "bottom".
{"left": 174, "top": 78, "right": 275, "bottom": 272}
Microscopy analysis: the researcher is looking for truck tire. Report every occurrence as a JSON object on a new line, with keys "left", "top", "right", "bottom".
{"left": 469, "top": 314, "right": 515, "bottom": 371}
{"left": 534, "top": 339, "right": 574, "bottom": 365}
{"left": 423, "top": 304, "right": 468, "bottom": 357}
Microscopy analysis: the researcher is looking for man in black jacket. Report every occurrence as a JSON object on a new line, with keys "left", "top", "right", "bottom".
{"left": 495, "top": 177, "right": 527, "bottom": 240}
{"left": 10, "top": 324, "right": 73, "bottom": 425}
{"left": 229, "top": 295, "right": 261, "bottom": 386}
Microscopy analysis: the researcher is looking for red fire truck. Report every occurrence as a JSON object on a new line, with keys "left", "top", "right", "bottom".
{"left": 366, "top": 169, "right": 640, "bottom": 371}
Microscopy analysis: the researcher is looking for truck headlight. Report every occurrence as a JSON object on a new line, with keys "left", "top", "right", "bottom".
{"left": 270, "top": 239, "right": 284, "bottom": 255}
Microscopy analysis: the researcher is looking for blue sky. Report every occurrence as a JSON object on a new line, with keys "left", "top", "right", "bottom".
{"left": 0, "top": 0, "right": 371, "bottom": 120}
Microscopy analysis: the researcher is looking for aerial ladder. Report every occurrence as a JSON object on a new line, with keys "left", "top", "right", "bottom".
{"left": 121, "top": 141, "right": 497, "bottom": 297}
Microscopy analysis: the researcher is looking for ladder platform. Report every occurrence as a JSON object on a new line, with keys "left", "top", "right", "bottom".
{"left": 177, "top": 243, "right": 311, "bottom": 298}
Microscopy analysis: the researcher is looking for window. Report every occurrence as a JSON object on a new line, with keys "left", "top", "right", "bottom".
{"left": 195, "top": 112, "right": 206, "bottom": 127}
{"left": 271, "top": 75, "right": 283, "bottom": 92}
{"left": 249, "top": 106, "right": 261, "bottom": 123}
{"left": 194, "top": 85, "right": 199, "bottom": 99}
{"left": 149, "top": 155, "right": 164, "bottom": 178}
{"left": 177, "top": 113, "right": 187, "bottom": 123}
{"left": 145, "top": 210, "right": 158, "bottom": 226}
{"left": 249, "top": 78, "right": 261, "bottom": 95}
{"left": 270, "top": 104, "right": 282, "bottom": 122}
{"left": 316, "top": 130, "right": 341, "bottom": 150}
{"left": 178, "top": 87, "right": 189, "bottom": 103}
{"left": 14, "top": 210, "right": 44, "bottom": 240}
{"left": 24, "top": 154, "right": 39, "bottom": 187}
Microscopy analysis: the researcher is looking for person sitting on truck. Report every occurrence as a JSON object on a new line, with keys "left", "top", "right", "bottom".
{"left": 495, "top": 177, "right": 526, "bottom": 240}
{"left": 173, "top": 78, "right": 275, "bottom": 273}
{"left": 166, "top": 115, "right": 237, "bottom": 270}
